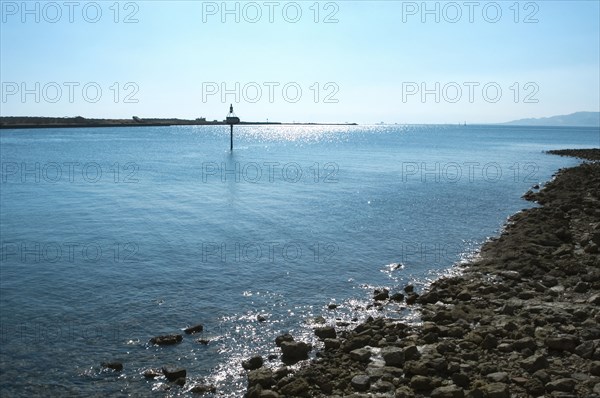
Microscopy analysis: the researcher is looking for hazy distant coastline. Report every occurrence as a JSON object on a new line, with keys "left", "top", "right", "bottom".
{"left": 0, "top": 116, "right": 357, "bottom": 129}
{"left": 500, "top": 111, "right": 600, "bottom": 127}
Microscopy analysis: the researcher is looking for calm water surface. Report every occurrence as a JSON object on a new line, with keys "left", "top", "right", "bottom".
{"left": 1, "top": 124, "right": 598, "bottom": 396}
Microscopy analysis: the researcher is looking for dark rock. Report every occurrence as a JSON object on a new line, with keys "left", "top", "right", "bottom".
{"left": 431, "top": 384, "right": 464, "bottom": 398}
{"left": 406, "top": 293, "right": 419, "bottom": 305}
{"left": 342, "top": 334, "right": 371, "bottom": 352}
{"left": 314, "top": 326, "right": 336, "bottom": 339}
{"left": 184, "top": 324, "right": 204, "bottom": 334}
{"left": 174, "top": 377, "right": 186, "bottom": 386}
{"left": 197, "top": 339, "right": 210, "bottom": 345}
{"left": 404, "top": 345, "right": 421, "bottom": 360}
{"left": 150, "top": 334, "right": 183, "bottom": 345}
{"left": 350, "top": 374, "right": 370, "bottom": 391}
{"left": 410, "top": 375, "right": 434, "bottom": 391}
{"left": 324, "top": 338, "right": 340, "bottom": 350}
{"left": 520, "top": 354, "right": 548, "bottom": 373}
{"left": 382, "top": 346, "right": 405, "bottom": 367}
{"left": 257, "top": 315, "right": 267, "bottom": 322}
{"left": 242, "top": 356, "right": 264, "bottom": 370}
{"left": 143, "top": 368, "right": 161, "bottom": 379}
{"left": 190, "top": 384, "right": 216, "bottom": 394}
{"left": 390, "top": 292, "right": 405, "bottom": 302}
{"left": 101, "top": 361, "right": 123, "bottom": 371}
{"left": 524, "top": 378, "right": 545, "bottom": 396}
{"left": 327, "top": 303, "right": 338, "bottom": 310}
{"left": 373, "top": 289, "right": 389, "bottom": 301}
{"left": 574, "top": 340, "right": 596, "bottom": 359}
{"left": 545, "top": 335, "right": 580, "bottom": 352}
{"left": 452, "top": 373, "right": 470, "bottom": 388}
{"left": 350, "top": 348, "right": 371, "bottom": 363}
{"left": 162, "top": 367, "right": 186, "bottom": 382}
{"left": 275, "top": 333, "right": 294, "bottom": 347}
{"left": 545, "top": 378, "right": 576, "bottom": 392}
{"left": 483, "top": 382, "right": 509, "bottom": 398}
{"left": 247, "top": 368, "right": 274, "bottom": 388}
{"left": 280, "top": 341, "right": 311, "bottom": 362}
{"left": 457, "top": 290, "right": 472, "bottom": 301}
{"left": 404, "top": 284, "right": 415, "bottom": 293}
{"left": 486, "top": 372, "right": 508, "bottom": 383}
{"left": 513, "top": 337, "right": 537, "bottom": 351}
{"left": 481, "top": 334, "right": 498, "bottom": 349}
{"left": 574, "top": 282, "right": 590, "bottom": 293}
{"left": 280, "top": 377, "right": 310, "bottom": 396}
{"left": 591, "top": 361, "right": 600, "bottom": 376}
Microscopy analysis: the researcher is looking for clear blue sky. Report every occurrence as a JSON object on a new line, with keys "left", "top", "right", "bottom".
{"left": 1, "top": 0, "right": 599, "bottom": 123}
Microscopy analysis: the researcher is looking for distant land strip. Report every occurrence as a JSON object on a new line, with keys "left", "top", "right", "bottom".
{"left": 0, "top": 116, "right": 357, "bottom": 129}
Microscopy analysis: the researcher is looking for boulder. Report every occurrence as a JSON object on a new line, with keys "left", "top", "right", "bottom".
{"left": 410, "top": 375, "right": 435, "bottom": 391}
{"left": 545, "top": 378, "right": 576, "bottom": 392}
{"left": 545, "top": 334, "right": 579, "bottom": 352}
{"left": 373, "top": 289, "right": 389, "bottom": 301}
{"left": 381, "top": 346, "right": 405, "bottom": 367}
{"left": 350, "top": 374, "right": 370, "bottom": 391}
{"left": 280, "top": 377, "right": 310, "bottom": 396}
{"left": 483, "top": 383, "right": 509, "bottom": 398}
{"left": 184, "top": 324, "right": 203, "bottom": 334}
{"left": 247, "top": 368, "right": 274, "bottom": 388}
{"left": 190, "top": 384, "right": 216, "bottom": 394}
{"left": 275, "top": 333, "right": 294, "bottom": 347}
{"left": 150, "top": 334, "right": 183, "bottom": 345}
{"left": 350, "top": 348, "right": 371, "bottom": 363}
{"left": 162, "top": 367, "right": 186, "bottom": 381}
{"left": 519, "top": 354, "right": 548, "bottom": 373}
{"left": 101, "top": 361, "right": 123, "bottom": 371}
{"left": 314, "top": 326, "right": 336, "bottom": 339}
{"left": 280, "top": 341, "right": 311, "bottom": 362}
{"left": 242, "top": 356, "right": 264, "bottom": 370}
{"left": 431, "top": 384, "right": 464, "bottom": 398}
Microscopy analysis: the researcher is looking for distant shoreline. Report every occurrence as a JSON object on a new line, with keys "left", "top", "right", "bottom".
{"left": 0, "top": 116, "right": 357, "bottom": 130}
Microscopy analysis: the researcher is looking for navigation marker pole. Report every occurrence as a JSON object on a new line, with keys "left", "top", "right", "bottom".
{"left": 226, "top": 104, "right": 240, "bottom": 151}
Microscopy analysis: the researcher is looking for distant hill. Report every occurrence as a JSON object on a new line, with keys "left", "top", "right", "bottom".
{"left": 502, "top": 112, "right": 600, "bottom": 127}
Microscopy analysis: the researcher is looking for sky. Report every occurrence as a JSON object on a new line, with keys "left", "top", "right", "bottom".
{"left": 1, "top": 0, "right": 599, "bottom": 124}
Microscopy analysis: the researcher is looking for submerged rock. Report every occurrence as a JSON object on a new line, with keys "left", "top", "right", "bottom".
{"left": 101, "top": 361, "right": 123, "bottom": 371}
{"left": 184, "top": 324, "right": 204, "bottom": 334}
{"left": 162, "top": 367, "right": 186, "bottom": 381}
{"left": 150, "top": 334, "right": 183, "bottom": 345}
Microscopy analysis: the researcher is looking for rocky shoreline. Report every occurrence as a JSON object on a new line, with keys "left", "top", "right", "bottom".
{"left": 245, "top": 148, "right": 600, "bottom": 398}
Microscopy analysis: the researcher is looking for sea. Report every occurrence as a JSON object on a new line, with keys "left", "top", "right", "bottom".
{"left": 0, "top": 124, "right": 598, "bottom": 396}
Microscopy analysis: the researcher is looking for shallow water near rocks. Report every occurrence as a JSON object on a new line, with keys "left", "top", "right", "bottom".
{"left": 0, "top": 124, "right": 597, "bottom": 396}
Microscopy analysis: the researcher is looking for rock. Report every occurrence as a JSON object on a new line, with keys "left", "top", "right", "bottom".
{"left": 313, "top": 315, "right": 326, "bottom": 324}
{"left": 457, "top": 290, "right": 472, "bottom": 301}
{"left": 314, "top": 326, "right": 336, "bottom": 339}
{"left": 481, "top": 334, "right": 498, "bottom": 349}
{"left": 574, "top": 340, "right": 596, "bottom": 359}
{"left": 101, "top": 361, "right": 123, "bottom": 371}
{"left": 350, "top": 348, "right": 371, "bottom": 363}
{"left": 520, "top": 354, "right": 548, "bottom": 373}
{"left": 483, "top": 382, "right": 509, "bottom": 398}
{"left": 513, "top": 337, "right": 536, "bottom": 351}
{"left": 431, "top": 384, "right": 464, "bottom": 398}
{"left": 404, "top": 284, "right": 415, "bottom": 293}
{"left": 190, "top": 384, "right": 216, "bottom": 394}
{"left": 143, "top": 368, "right": 161, "bottom": 379}
{"left": 257, "top": 315, "right": 267, "bottom": 322}
{"left": 486, "top": 372, "right": 508, "bottom": 383}
{"left": 197, "top": 339, "right": 210, "bottom": 345}
{"left": 242, "top": 356, "right": 264, "bottom": 370}
{"left": 406, "top": 293, "right": 419, "bottom": 305}
{"left": 184, "top": 324, "right": 204, "bottom": 334}
{"left": 452, "top": 373, "right": 470, "bottom": 388}
{"left": 591, "top": 361, "right": 600, "bottom": 376}
{"left": 280, "top": 341, "right": 311, "bottom": 362}
{"left": 381, "top": 346, "right": 405, "bottom": 367}
{"left": 324, "top": 338, "right": 340, "bottom": 350}
{"left": 280, "top": 377, "right": 310, "bottom": 396}
{"left": 545, "top": 334, "right": 579, "bottom": 352}
{"left": 373, "top": 289, "right": 389, "bottom": 301}
{"left": 248, "top": 368, "right": 274, "bottom": 388}
{"left": 327, "top": 303, "right": 338, "bottom": 310}
{"left": 410, "top": 375, "right": 434, "bottom": 391}
{"left": 174, "top": 377, "right": 186, "bottom": 386}
{"left": 545, "top": 378, "right": 576, "bottom": 392}
{"left": 390, "top": 292, "right": 405, "bottom": 302}
{"left": 594, "top": 383, "right": 600, "bottom": 395}
{"left": 574, "top": 282, "right": 590, "bottom": 293}
{"left": 588, "top": 294, "right": 600, "bottom": 305}
{"left": 350, "top": 374, "right": 370, "bottom": 391}
{"left": 162, "top": 367, "right": 186, "bottom": 382}
{"left": 342, "top": 334, "right": 371, "bottom": 352}
{"left": 275, "top": 333, "right": 294, "bottom": 347}
{"left": 404, "top": 345, "right": 421, "bottom": 360}
{"left": 258, "top": 390, "right": 279, "bottom": 398}
{"left": 524, "top": 378, "right": 545, "bottom": 396}
{"left": 150, "top": 334, "right": 183, "bottom": 345}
